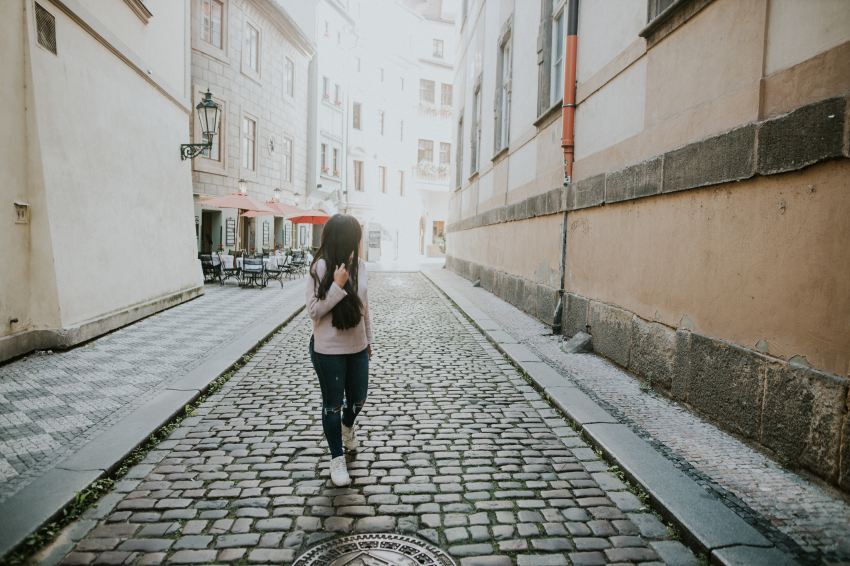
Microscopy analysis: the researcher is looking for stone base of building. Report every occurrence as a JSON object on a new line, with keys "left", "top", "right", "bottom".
{"left": 0, "top": 284, "right": 204, "bottom": 364}
{"left": 445, "top": 255, "right": 561, "bottom": 329}
{"left": 563, "top": 291, "right": 850, "bottom": 494}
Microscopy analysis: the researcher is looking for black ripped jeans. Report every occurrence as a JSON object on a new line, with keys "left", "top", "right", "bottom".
{"left": 309, "top": 336, "right": 369, "bottom": 458}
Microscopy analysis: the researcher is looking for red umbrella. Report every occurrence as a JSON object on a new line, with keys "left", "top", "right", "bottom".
{"left": 288, "top": 210, "right": 330, "bottom": 224}
{"left": 201, "top": 193, "right": 274, "bottom": 214}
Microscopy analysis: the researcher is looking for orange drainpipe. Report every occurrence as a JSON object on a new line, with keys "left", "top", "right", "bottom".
{"left": 561, "top": 0, "right": 579, "bottom": 183}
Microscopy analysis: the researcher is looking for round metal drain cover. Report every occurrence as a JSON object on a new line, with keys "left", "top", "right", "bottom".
{"left": 293, "top": 533, "right": 457, "bottom": 566}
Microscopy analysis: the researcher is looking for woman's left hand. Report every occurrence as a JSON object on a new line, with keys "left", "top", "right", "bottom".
{"left": 367, "top": 345, "right": 372, "bottom": 360}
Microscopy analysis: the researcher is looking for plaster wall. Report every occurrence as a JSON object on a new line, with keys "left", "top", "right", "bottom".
{"left": 575, "top": 0, "right": 645, "bottom": 83}
{"left": 0, "top": 2, "right": 35, "bottom": 339}
{"left": 447, "top": 214, "right": 562, "bottom": 289}
{"left": 764, "top": 0, "right": 850, "bottom": 75}
{"left": 29, "top": 3, "right": 201, "bottom": 327}
{"left": 565, "top": 160, "right": 850, "bottom": 377}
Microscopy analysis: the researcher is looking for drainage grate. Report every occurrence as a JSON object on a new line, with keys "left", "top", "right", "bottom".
{"left": 35, "top": 2, "right": 57, "bottom": 55}
{"left": 293, "top": 533, "right": 457, "bottom": 566}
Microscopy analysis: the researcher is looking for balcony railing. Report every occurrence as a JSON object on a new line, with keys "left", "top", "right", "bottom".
{"left": 418, "top": 101, "right": 452, "bottom": 118}
{"left": 414, "top": 161, "right": 449, "bottom": 181}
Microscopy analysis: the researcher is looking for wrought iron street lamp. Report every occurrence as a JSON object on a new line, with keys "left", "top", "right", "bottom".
{"left": 272, "top": 188, "right": 281, "bottom": 203}
{"left": 180, "top": 89, "right": 220, "bottom": 160}
{"left": 238, "top": 179, "right": 248, "bottom": 195}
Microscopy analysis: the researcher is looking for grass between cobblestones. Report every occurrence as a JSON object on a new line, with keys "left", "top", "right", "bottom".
{"left": 5, "top": 325, "right": 287, "bottom": 566}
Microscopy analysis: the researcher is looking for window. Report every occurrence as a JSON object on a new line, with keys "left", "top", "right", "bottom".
{"left": 440, "top": 142, "right": 451, "bottom": 166}
{"left": 495, "top": 33, "right": 512, "bottom": 152}
{"left": 418, "top": 139, "right": 434, "bottom": 163}
{"left": 378, "top": 166, "right": 387, "bottom": 193}
{"left": 378, "top": 110, "right": 385, "bottom": 135}
{"left": 433, "top": 39, "right": 444, "bottom": 58}
{"left": 399, "top": 171, "right": 405, "bottom": 196}
{"left": 334, "top": 84, "right": 342, "bottom": 105}
{"left": 35, "top": 3, "right": 57, "bottom": 54}
{"left": 353, "top": 102, "right": 362, "bottom": 129}
{"left": 647, "top": 0, "right": 676, "bottom": 22}
{"left": 470, "top": 84, "right": 481, "bottom": 173}
{"left": 354, "top": 160, "right": 364, "bottom": 191}
{"left": 332, "top": 147, "right": 340, "bottom": 177}
{"left": 455, "top": 114, "right": 464, "bottom": 187}
{"left": 324, "top": 20, "right": 329, "bottom": 37}
{"left": 400, "top": 120, "right": 404, "bottom": 142}
{"left": 420, "top": 79, "right": 435, "bottom": 104}
{"left": 441, "top": 83, "right": 453, "bottom": 107}
{"left": 400, "top": 77, "right": 405, "bottom": 91}
{"left": 200, "top": 0, "right": 223, "bottom": 49}
{"left": 282, "top": 137, "right": 293, "bottom": 182}
{"left": 241, "top": 116, "right": 256, "bottom": 170}
{"left": 356, "top": 57, "right": 361, "bottom": 72}
{"left": 284, "top": 57, "right": 295, "bottom": 97}
{"left": 244, "top": 22, "right": 259, "bottom": 75}
{"left": 550, "top": 8, "right": 565, "bottom": 104}
{"left": 380, "top": 68, "right": 385, "bottom": 82}
{"left": 320, "top": 143, "right": 328, "bottom": 173}
{"left": 322, "top": 76, "right": 330, "bottom": 100}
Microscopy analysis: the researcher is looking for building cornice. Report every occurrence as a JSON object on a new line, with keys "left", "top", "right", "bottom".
{"left": 252, "top": 0, "right": 315, "bottom": 57}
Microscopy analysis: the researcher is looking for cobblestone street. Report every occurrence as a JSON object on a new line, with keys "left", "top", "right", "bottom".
{"left": 0, "top": 280, "right": 304, "bottom": 504}
{"left": 52, "top": 272, "right": 694, "bottom": 565}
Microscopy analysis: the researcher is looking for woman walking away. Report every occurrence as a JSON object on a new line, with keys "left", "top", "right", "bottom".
{"left": 306, "top": 214, "right": 372, "bottom": 487}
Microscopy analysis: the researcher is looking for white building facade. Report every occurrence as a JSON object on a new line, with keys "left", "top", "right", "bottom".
{"left": 1, "top": 0, "right": 202, "bottom": 362}
{"left": 190, "top": 0, "right": 314, "bottom": 254}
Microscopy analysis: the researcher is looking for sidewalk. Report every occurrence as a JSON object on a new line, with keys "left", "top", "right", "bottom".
{"left": 425, "top": 267, "right": 850, "bottom": 565}
{"left": 0, "top": 279, "right": 306, "bottom": 556}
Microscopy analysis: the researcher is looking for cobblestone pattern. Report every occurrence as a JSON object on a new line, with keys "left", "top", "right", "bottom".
{"left": 0, "top": 280, "right": 305, "bottom": 503}
{"left": 54, "top": 272, "right": 693, "bottom": 565}
{"left": 427, "top": 268, "right": 850, "bottom": 564}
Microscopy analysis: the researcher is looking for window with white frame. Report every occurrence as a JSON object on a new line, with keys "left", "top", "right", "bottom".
{"left": 470, "top": 83, "right": 481, "bottom": 173}
{"left": 284, "top": 57, "right": 294, "bottom": 97}
{"left": 433, "top": 38, "right": 444, "bottom": 58}
{"left": 200, "top": 0, "right": 223, "bottom": 49}
{"left": 334, "top": 84, "right": 342, "bottom": 105}
{"left": 455, "top": 114, "right": 464, "bottom": 187}
{"left": 332, "top": 147, "right": 339, "bottom": 177}
{"left": 550, "top": 5, "right": 565, "bottom": 105}
{"left": 399, "top": 170, "right": 405, "bottom": 196}
{"left": 441, "top": 83, "right": 453, "bottom": 107}
{"left": 244, "top": 22, "right": 259, "bottom": 75}
{"left": 418, "top": 139, "right": 434, "bottom": 163}
{"left": 420, "top": 79, "right": 435, "bottom": 104}
{"left": 282, "top": 137, "right": 293, "bottom": 183}
{"left": 400, "top": 120, "right": 404, "bottom": 141}
{"left": 322, "top": 76, "right": 330, "bottom": 100}
{"left": 354, "top": 160, "right": 364, "bottom": 191}
{"left": 241, "top": 115, "right": 256, "bottom": 171}
{"left": 320, "top": 143, "right": 328, "bottom": 173}
{"left": 356, "top": 56, "right": 361, "bottom": 72}
{"left": 378, "top": 110, "right": 385, "bottom": 135}
{"left": 378, "top": 166, "right": 387, "bottom": 193}
{"left": 495, "top": 31, "right": 512, "bottom": 152}
{"left": 353, "top": 102, "right": 362, "bottom": 129}
{"left": 439, "top": 142, "right": 451, "bottom": 166}
{"left": 379, "top": 68, "right": 385, "bottom": 82}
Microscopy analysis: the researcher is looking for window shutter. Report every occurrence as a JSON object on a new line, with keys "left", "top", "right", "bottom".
{"left": 537, "top": 0, "right": 553, "bottom": 116}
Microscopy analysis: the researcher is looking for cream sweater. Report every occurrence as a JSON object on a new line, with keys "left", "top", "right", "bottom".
{"left": 306, "top": 258, "right": 373, "bottom": 355}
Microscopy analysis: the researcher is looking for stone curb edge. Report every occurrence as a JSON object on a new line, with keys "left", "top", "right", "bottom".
{"left": 421, "top": 270, "right": 800, "bottom": 566}
{"left": 0, "top": 299, "right": 306, "bottom": 559}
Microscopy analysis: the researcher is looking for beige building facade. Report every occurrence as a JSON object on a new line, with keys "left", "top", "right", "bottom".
{"left": 1, "top": 0, "right": 202, "bottom": 363}
{"left": 190, "top": 0, "right": 314, "bottom": 253}
{"left": 447, "top": 0, "right": 850, "bottom": 492}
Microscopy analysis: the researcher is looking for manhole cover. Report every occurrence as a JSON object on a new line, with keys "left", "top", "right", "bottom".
{"left": 293, "top": 533, "right": 457, "bottom": 566}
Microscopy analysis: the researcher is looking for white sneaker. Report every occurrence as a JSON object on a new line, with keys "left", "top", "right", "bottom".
{"left": 342, "top": 423, "right": 359, "bottom": 452}
{"left": 329, "top": 455, "right": 351, "bottom": 487}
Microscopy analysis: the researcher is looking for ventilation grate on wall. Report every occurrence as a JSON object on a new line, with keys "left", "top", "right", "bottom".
{"left": 35, "top": 3, "right": 57, "bottom": 55}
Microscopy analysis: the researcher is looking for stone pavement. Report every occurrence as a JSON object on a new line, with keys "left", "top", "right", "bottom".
{"left": 426, "top": 267, "right": 850, "bottom": 565}
{"left": 45, "top": 272, "right": 696, "bottom": 565}
{"left": 0, "top": 280, "right": 305, "bottom": 504}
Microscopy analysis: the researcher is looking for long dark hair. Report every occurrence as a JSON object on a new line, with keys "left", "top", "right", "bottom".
{"left": 310, "top": 214, "right": 363, "bottom": 330}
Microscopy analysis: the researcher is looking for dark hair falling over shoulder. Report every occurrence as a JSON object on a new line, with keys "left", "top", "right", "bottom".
{"left": 310, "top": 214, "right": 364, "bottom": 330}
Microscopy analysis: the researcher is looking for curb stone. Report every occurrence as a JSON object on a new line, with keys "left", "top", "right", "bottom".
{"left": 0, "top": 301, "right": 305, "bottom": 559}
{"left": 422, "top": 270, "right": 800, "bottom": 566}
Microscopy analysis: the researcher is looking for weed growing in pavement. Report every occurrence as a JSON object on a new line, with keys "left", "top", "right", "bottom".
{"left": 4, "top": 326, "right": 285, "bottom": 565}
